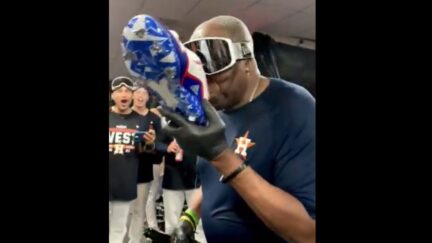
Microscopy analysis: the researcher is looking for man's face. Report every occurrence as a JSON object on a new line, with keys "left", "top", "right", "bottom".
{"left": 191, "top": 24, "right": 249, "bottom": 110}
{"left": 111, "top": 86, "right": 133, "bottom": 112}
{"left": 207, "top": 61, "right": 249, "bottom": 110}
{"left": 133, "top": 87, "right": 149, "bottom": 108}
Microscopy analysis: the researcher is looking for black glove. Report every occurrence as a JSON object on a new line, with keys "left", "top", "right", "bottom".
{"left": 160, "top": 100, "right": 229, "bottom": 161}
{"left": 171, "top": 219, "right": 195, "bottom": 243}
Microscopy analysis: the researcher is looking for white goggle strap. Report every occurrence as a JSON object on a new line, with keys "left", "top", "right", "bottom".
{"left": 232, "top": 42, "right": 254, "bottom": 60}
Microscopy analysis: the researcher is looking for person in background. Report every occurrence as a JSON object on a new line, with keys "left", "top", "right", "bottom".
{"left": 162, "top": 138, "right": 207, "bottom": 243}
{"left": 109, "top": 76, "right": 155, "bottom": 243}
{"left": 127, "top": 83, "right": 166, "bottom": 243}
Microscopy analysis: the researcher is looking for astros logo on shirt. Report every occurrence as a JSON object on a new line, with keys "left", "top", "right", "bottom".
{"left": 234, "top": 130, "right": 255, "bottom": 160}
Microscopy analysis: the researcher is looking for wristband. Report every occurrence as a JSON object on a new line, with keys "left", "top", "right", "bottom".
{"left": 180, "top": 215, "right": 196, "bottom": 231}
{"left": 219, "top": 163, "right": 248, "bottom": 183}
{"left": 185, "top": 208, "right": 199, "bottom": 226}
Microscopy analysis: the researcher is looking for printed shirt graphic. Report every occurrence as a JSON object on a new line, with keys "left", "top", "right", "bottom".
{"left": 234, "top": 130, "right": 255, "bottom": 160}
{"left": 109, "top": 125, "right": 137, "bottom": 155}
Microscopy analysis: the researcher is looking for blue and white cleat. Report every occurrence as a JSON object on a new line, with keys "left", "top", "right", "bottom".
{"left": 122, "top": 14, "right": 209, "bottom": 125}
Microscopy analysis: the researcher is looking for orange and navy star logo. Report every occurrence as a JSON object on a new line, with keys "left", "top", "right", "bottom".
{"left": 234, "top": 130, "right": 255, "bottom": 160}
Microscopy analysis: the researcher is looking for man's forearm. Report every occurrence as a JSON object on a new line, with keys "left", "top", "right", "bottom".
{"left": 188, "top": 186, "right": 203, "bottom": 217}
{"left": 212, "top": 150, "right": 315, "bottom": 243}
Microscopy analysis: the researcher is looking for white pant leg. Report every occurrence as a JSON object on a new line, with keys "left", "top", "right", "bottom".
{"left": 109, "top": 200, "right": 133, "bottom": 243}
{"left": 185, "top": 189, "right": 207, "bottom": 243}
{"left": 145, "top": 164, "right": 162, "bottom": 229}
{"left": 128, "top": 183, "right": 151, "bottom": 243}
{"left": 163, "top": 189, "right": 186, "bottom": 235}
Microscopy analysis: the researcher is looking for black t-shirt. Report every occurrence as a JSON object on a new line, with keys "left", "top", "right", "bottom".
{"left": 109, "top": 110, "right": 146, "bottom": 201}
{"left": 137, "top": 111, "right": 164, "bottom": 183}
{"left": 197, "top": 78, "right": 316, "bottom": 243}
{"left": 162, "top": 142, "right": 200, "bottom": 190}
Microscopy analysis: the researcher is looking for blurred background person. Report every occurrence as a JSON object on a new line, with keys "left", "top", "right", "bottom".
{"left": 127, "top": 83, "right": 165, "bottom": 243}
{"left": 162, "top": 138, "right": 207, "bottom": 243}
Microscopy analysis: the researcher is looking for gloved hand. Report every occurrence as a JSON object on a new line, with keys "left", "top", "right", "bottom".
{"left": 160, "top": 100, "right": 229, "bottom": 161}
{"left": 171, "top": 209, "right": 199, "bottom": 243}
{"left": 171, "top": 220, "right": 195, "bottom": 243}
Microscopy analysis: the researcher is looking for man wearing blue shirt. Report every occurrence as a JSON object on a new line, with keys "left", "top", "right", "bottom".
{"left": 161, "top": 15, "right": 315, "bottom": 243}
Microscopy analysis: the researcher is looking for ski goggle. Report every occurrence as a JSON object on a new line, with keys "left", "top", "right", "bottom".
{"left": 183, "top": 37, "right": 254, "bottom": 76}
{"left": 111, "top": 76, "right": 136, "bottom": 91}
